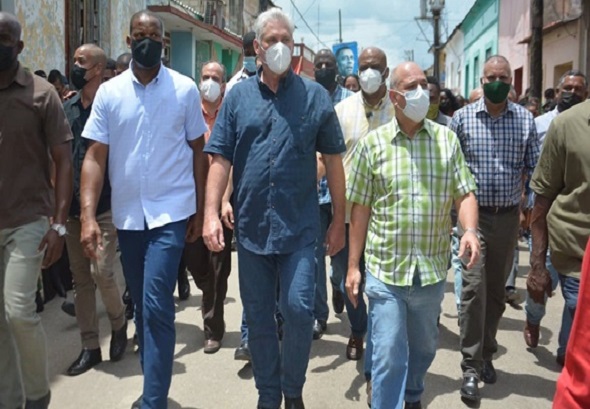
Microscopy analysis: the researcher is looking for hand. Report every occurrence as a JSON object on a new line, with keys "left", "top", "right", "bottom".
{"left": 519, "top": 210, "right": 529, "bottom": 231}
{"left": 38, "top": 229, "right": 65, "bottom": 268}
{"left": 185, "top": 213, "right": 203, "bottom": 243}
{"left": 345, "top": 267, "right": 362, "bottom": 308}
{"left": 203, "top": 214, "right": 225, "bottom": 252}
{"left": 220, "top": 201, "right": 234, "bottom": 230}
{"left": 80, "top": 218, "right": 102, "bottom": 259}
{"left": 526, "top": 265, "right": 552, "bottom": 305}
{"left": 324, "top": 221, "right": 345, "bottom": 257}
{"left": 63, "top": 90, "right": 77, "bottom": 101}
{"left": 459, "top": 230, "right": 481, "bottom": 270}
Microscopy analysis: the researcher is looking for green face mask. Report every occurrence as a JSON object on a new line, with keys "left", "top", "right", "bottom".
{"left": 426, "top": 103, "right": 440, "bottom": 120}
{"left": 483, "top": 81, "right": 511, "bottom": 104}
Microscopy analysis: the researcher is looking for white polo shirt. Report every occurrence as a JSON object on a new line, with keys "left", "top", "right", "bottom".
{"left": 82, "top": 63, "right": 208, "bottom": 230}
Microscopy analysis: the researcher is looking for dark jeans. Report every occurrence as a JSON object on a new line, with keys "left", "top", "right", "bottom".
{"left": 313, "top": 203, "right": 332, "bottom": 323}
{"left": 238, "top": 242, "right": 316, "bottom": 409}
{"left": 460, "top": 207, "right": 519, "bottom": 376}
{"left": 117, "top": 220, "right": 187, "bottom": 409}
{"left": 181, "top": 225, "right": 233, "bottom": 341}
{"left": 558, "top": 273, "right": 580, "bottom": 357}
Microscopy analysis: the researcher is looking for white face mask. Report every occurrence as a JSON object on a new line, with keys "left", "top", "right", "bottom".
{"left": 359, "top": 68, "right": 384, "bottom": 95}
{"left": 200, "top": 79, "right": 221, "bottom": 103}
{"left": 262, "top": 42, "right": 292, "bottom": 75}
{"left": 399, "top": 86, "right": 430, "bottom": 123}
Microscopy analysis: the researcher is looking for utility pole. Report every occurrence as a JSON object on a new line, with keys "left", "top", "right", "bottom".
{"left": 529, "top": 0, "right": 543, "bottom": 98}
{"left": 430, "top": 0, "right": 445, "bottom": 80}
{"left": 338, "top": 9, "right": 343, "bottom": 43}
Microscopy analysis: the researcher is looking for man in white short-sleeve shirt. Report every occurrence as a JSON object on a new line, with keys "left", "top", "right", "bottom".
{"left": 79, "top": 10, "right": 208, "bottom": 409}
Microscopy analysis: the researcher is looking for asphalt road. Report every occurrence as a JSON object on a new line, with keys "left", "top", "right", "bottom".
{"left": 43, "top": 242, "right": 561, "bottom": 408}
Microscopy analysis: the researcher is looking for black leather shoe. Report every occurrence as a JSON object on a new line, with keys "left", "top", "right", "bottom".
{"left": 312, "top": 320, "right": 327, "bottom": 340}
{"left": 405, "top": 401, "right": 422, "bottom": 409}
{"left": 332, "top": 289, "right": 345, "bottom": 314}
{"left": 61, "top": 300, "right": 76, "bottom": 317}
{"left": 123, "top": 288, "right": 134, "bottom": 320}
{"left": 285, "top": 396, "right": 305, "bottom": 409}
{"left": 234, "top": 342, "right": 251, "bottom": 361}
{"left": 25, "top": 391, "right": 51, "bottom": 409}
{"left": 460, "top": 376, "right": 480, "bottom": 402}
{"left": 131, "top": 394, "right": 142, "bottom": 409}
{"left": 67, "top": 348, "right": 102, "bottom": 376}
{"left": 481, "top": 360, "right": 497, "bottom": 384}
{"left": 110, "top": 320, "right": 128, "bottom": 361}
{"left": 177, "top": 269, "right": 190, "bottom": 300}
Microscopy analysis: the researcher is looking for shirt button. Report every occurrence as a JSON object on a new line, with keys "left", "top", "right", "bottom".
{"left": 271, "top": 182, "right": 275, "bottom": 187}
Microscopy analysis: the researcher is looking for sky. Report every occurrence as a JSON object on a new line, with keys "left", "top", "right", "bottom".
{"left": 272, "top": 0, "right": 477, "bottom": 69}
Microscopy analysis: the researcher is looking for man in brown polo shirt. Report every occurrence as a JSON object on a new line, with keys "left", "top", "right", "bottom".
{"left": 0, "top": 12, "right": 73, "bottom": 409}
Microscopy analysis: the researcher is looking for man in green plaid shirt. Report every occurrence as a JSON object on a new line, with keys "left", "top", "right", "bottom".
{"left": 345, "top": 62, "right": 480, "bottom": 409}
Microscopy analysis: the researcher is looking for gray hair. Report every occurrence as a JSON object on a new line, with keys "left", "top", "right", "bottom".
{"left": 559, "top": 69, "right": 587, "bottom": 88}
{"left": 254, "top": 8, "right": 294, "bottom": 42}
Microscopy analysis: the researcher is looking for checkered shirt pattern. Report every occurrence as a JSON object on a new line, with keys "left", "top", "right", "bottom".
{"left": 449, "top": 98, "right": 540, "bottom": 207}
{"left": 347, "top": 119, "right": 477, "bottom": 286}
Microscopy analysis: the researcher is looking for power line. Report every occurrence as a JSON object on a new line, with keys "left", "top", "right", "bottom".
{"left": 289, "top": 0, "right": 329, "bottom": 48}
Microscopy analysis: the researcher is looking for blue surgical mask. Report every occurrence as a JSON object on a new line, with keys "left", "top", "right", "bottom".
{"left": 244, "top": 56, "right": 257, "bottom": 74}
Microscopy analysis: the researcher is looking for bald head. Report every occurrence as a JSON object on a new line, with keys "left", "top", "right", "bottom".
{"left": 314, "top": 49, "right": 336, "bottom": 66}
{"left": 0, "top": 12, "right": 21, "bottom": 41}
{"left": 469, "top": 87, "right": 483, "bottom": 103}
{"left": 76, "top": 44, "right": 107, "bottom": 66}
{"left": 390, "top": 61, "right": 425, "bottom": 91}
{"left": 482, "top": 55, "right": 512, "bottom": 83}
{"left": 359, "top": 47, "right": 387, "bottom": 71}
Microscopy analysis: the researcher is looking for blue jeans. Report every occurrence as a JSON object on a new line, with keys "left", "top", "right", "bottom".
{"left": 238, "top": 242, "right": 315, "bottom": 408}
{"left": 365, "top": 272, "right": 445, "bottom": 408}
{"left": 557, "top": 274, "right": 579, "bottom": 357}
{"left": 117, "top": 220, "right": 187, "bottom": 409}
{"left": 313, "top": 204, "right": 332, "bottom": 323}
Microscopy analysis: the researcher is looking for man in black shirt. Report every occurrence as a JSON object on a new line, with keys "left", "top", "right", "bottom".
{"left": 63, "top": 44, "right": 127, "bottom": 376}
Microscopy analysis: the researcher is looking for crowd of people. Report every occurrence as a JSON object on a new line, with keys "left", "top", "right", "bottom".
{"left": 1, "top": 6, "right": 590, "bottom": 409}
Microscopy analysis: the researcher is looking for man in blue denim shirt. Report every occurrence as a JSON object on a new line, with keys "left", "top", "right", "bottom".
{"left": 203, "top": 8, "right": 346, "bottom": 409}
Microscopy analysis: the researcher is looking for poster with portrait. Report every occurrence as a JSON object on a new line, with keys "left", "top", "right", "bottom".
{"left": 332, "top": 42, "right": 358, "bottom": 78}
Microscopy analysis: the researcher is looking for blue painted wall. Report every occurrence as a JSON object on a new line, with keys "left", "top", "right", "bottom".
{"left": 462, "top": 0, "right": 499, "bottom": 96}
{"left": 171, "top": 31, "right": 194, "bottom": 78}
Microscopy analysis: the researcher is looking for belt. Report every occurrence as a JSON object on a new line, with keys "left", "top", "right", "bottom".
{"left": 479, "top": 205, "right": 519, "bottom": 214}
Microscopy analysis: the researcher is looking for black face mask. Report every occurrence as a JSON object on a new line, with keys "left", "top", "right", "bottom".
{"left": 131, "top": 38, "right": 163, "bottom": 69}
{"left": 0, "top": 44, "right": 17, "bottom": 72}
{"left": 70, "top": 65, "right": 89, "bottom": 90}
{"left": 558, "top": 91, "right": 584, "bottom": 112}
{"left": 314, "top": 67, "right": 337, "bottom": 90}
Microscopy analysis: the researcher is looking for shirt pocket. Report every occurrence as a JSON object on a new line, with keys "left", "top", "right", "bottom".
{"left": 289, "top": 116, "right": 317, "bottom": 154}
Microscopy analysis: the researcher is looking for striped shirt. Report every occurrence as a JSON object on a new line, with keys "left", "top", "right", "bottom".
{"left": 450, "top": 98, "right": 539, "bottom": 208}
{"left": 335, "top": 92, "right": 396, "bottom": 222}
{"left": 318, "top": 85, "right": 355, "bottom": 205}
{"left": 347, "top": 119, "right": 477, "bottom": 286}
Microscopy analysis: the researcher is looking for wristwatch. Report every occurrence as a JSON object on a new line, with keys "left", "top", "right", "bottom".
{"left": 50, "top": 223, "right": 67, "bottom": 237}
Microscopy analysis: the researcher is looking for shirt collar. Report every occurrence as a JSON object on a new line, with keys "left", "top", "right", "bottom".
{"left": 361, "top": 91, "right": 389, "bottom": 111}
{"left": 475, "top": 97, "right": 515, "bottom": 117}
{"left": 201, "top": 100, "right": 221, "bottom": 120}
{"left": 390, "top": 117, "right": 434, "bottom": 141}
{"left": 256, "top": 67, "right": 295, "bottom": 92}
{"left": 13, "top": 63, "right": 32, "bottom": 87}
{"left": 129, "top": 60, "right": 165, "bottom": 85}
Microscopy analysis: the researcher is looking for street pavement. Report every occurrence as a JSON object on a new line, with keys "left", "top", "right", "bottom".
{"left": 44, "top": 241, "right": 561, "bottom": 408}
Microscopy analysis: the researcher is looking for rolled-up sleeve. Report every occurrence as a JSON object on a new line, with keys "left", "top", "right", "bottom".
{"left": 530, "top": 119, "right": 564, "bottom": 200}
{"left": 346, "top": 139, "right": 373, "bottom": 206}
{"left": 315, "top": 90, "right": 346, "bottom": 155}
{"left": 82, "top": 86, "right": 109, "bottom": 144}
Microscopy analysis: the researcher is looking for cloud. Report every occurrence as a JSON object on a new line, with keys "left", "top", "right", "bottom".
{"left": 274, "top": 0, "right": 475, "bottom": 70}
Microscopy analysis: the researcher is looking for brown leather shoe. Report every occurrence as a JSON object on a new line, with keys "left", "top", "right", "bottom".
{"left": 204, "top": 339, "right": 221, "bottom": 354}
{"left": 346, "top": 335, "right": 364, "bottom": 360}
{"left": 524, "top": 320, "right": 540, "bottom": 348}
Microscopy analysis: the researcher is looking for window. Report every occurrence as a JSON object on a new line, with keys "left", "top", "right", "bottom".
{"left": 473, "top": 56, "right": 480, "bottom": 90}
{"left": 465, "top": 64, "right": 470, "bottom": 94}
{"left": 485, "top": 47, "right": 492, "bottom": 61}
{"left": 66, "top": 0, "right": 100, "bottom": 75}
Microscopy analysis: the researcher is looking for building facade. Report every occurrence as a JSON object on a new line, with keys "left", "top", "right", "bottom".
{"left": 498, "top": 0, "right": 530, "bottom": 97}
{"left": 440, "top": 24, "right": 464, "bottom": 94}
{"left": 461, "top": 0, "right": 499, "bottom": 96}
